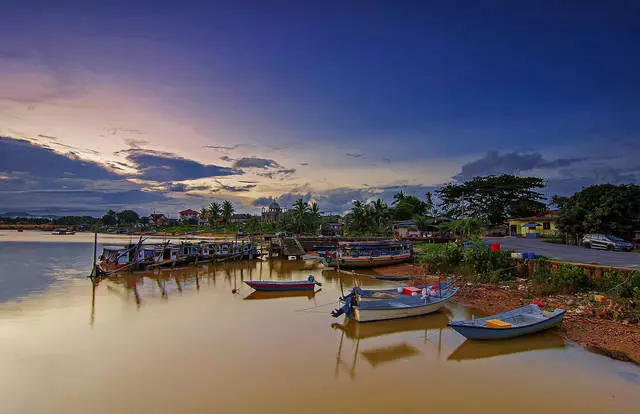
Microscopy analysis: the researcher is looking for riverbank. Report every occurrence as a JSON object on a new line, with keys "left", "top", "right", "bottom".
{"left": 380, "top": 262, "right": 640, "bottom": 365}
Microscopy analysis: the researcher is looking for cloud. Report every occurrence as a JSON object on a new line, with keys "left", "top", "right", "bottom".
{"left": 232, "top": 157, "right": 281, "bottom": 169}
{"left": 345, "top": 153, "right": 364, "bottom": 158}
{"left": 124, "top": 149, "right": 241, "bottom": 181}
{"left": 220, "top": 155, "right": 233, "bottom": 162}
{"left": 455, "top": 150, "right": 586, "bottom": 181}
{"left": 124, "top": 138, "right": 150, "bottom": 148}
{"left": 212, "top": 179, "right": 256, "bottom": 193}
{"left": 252, "top": 197, "right": 276, "bottom": 207}
{"left": 205, "top": 144, "right": 243, "bottom": 151}
{"left": 257, "top": 168, "right": 296, "bottom": 179}
{"left": 0, "top": 136, "right": 118, "bottom": 186}
{"left": 299, "top": 162, "right": 309, "bottom": 166}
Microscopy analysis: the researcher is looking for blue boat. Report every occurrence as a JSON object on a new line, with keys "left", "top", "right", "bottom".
{"left": 448, "top": 304, "right": 565, "bottom": 340}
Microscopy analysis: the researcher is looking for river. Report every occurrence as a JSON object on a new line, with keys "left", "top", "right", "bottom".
{"left": 1, "top": 230, "right": 639, "bottom": 413}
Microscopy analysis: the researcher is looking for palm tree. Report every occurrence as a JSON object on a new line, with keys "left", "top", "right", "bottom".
{"left": 208, "top": 202, "right": 221, "bottom": 226}
{"left": 392, "top": 190, "right": 406, "bottom": 205}
{"left": 221, "top": 200, "right": 234, "bottom": 224}
{"left": 309, "top": 202, "right": 321, "bottom": 234}
{"left": 371, "top": 198, "right": 389, "bottom": 233}
{"left": 292, "top": 198, "right": 309, "bottom": 234}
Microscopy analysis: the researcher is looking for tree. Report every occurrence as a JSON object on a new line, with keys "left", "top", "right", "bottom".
{"left": 439, "top": 218, "right": 485, "bottom": 239}
{"left": 309, "top": 202, "right": 321, "bottom": 233}
{"left": 116, "top": 210, "right": 139, "bottom": 226}
{"left": 550, "top": 195, "right": 569, "bottom": 209}
{"left": 101, "top": 209, "right": 117, "bottom": 226}
{"left": 139, "top": 216, "right": 150, "bottom": 225}
{"left": 292, "top": 198, "right": 310, "bottom": 233}
{"left": 221, "top": 200, "right": 234, "bottom": 224}
{"left": 425, "top": 192, "right": 435, "bottom": 216}
{"left": 437, "top": 174, "right": 546, "bottom": 226}
{"left": 208, "top": 202, "right": 221, "bottom": 226}
{"left": 557, "top": 184, "right": 640, "bottom": 240}
{"left": 390, "top": 194, "right": 427, "bottom": 220}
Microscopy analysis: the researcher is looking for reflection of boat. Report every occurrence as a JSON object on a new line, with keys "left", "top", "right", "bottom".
{"left": 361, "top": 343, "right": 421, "bottom": 367}
{"left": 244, "top": 275, "right": 321, "bottom": 291}
{"left": 331, "top": 310, "right": 451, "bottom": 340}
{"left": 448, "top": 332, "right": 566, "bottom": 361}
{"left": 244, "top": 290, "right": 316, "bottom": 300}
{"left": 448, "top": 304, "right": 565, "bottom": 340}
{"left": 332, "top": 286, "right": 458, "bottom": 322}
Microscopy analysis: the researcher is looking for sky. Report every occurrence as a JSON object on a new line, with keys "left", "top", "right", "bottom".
{"left": 1, "top": 1, "right": 639, "bottom": 216}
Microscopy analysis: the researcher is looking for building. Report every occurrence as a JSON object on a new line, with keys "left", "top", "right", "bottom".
{"left": 261, "top": 201, "right": 283, "bottom": 223}
{"left": 507, "top": 210, "right": 558, "bottom": 238}
{"left": 179, "top": 209, "right": 200, "bottom": 223}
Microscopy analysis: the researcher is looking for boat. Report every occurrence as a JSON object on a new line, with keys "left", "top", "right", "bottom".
{"left": 332, "top": 285, "right": 458, "bottom": 322}
{"left": 52, "top": 228, "right": 75, "bottom": 235}
{"left": 342, "top": 280, "right": 454, "bottom": 302}
{"left": 244, "top": 275, "right": 322, "bottom": 291}
{"left": 447, "top": 304, "right": 566, "bottom": 340}
{"left": 322, "top": 240, "right": 413, "bottom": 268}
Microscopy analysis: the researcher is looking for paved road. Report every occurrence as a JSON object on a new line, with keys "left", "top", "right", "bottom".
{"left": 484, "top": 237, "right": 640, "bottom": 268}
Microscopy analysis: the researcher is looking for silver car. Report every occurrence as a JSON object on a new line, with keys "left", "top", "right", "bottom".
{"left": 582, "top": 234, "right": 633, "bottom": 251}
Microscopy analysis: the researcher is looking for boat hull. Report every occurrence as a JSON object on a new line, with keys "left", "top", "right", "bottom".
{"left": 352, "top": 300, "right": 447, "bottom": 322}
{"left": 448, "top": 310, "right": 565, "bottom": 340}
{"left": 325, "top": 252, "right": 412, "bottom": 268}
{"left": 244, "top": 281, "right": 316, "bottom": 291}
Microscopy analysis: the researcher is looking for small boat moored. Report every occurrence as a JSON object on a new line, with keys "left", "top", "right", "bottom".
{"left": 244, "top": 275, "right": 322, "bottom": 292}
{"left": 448, "top": 304, "right": 565, "bottom": 340}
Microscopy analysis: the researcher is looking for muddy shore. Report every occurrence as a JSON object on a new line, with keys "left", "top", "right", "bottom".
{"left": 372, "top": 263, "right": 640, "bottom": 365}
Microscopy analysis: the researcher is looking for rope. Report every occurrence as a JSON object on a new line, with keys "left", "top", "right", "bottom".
{"left": 295, "top": 300, "right": 339, "bottom": 312}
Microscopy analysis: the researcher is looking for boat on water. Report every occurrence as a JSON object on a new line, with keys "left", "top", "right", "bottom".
{"left": 342, "top": 280, "right": 454, "bottom": 302}
{"left": 322, "top": 240, "right": 413, "bottom": 268}
{"left": 244, "top": 275, "right": 322, "bottom": 291}
{"left": 448, "top": 304, "right": 566, "bottom": 340}
{"left": 332, "top": 285, "right": 458, "bottom": 322}
{"left": 52, "top": 228, "right": 75, "bottom": 235}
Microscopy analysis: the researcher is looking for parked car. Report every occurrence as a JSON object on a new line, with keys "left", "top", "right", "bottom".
{"left": 582, "top": 234, "right": 633, "bottom": 251}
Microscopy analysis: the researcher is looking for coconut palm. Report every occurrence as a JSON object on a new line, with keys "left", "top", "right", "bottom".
{"left": 292, "top": 198, "right": 309, "bottom": 234}
{"left": 221, "top": 200, "right": 234, "bottom": 224}
{"left": 208, "top": 202, "right": 221, "bottom": 226}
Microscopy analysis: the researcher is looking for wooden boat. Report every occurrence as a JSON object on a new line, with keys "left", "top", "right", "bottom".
{"left": 244, "top": 275, "right": 322, "bottom": 291}
{"left": 323, "top": 240, "right": 413, "bottom": 269}
{"left": 52, "top": 228, "right": 75, "bottom": 235}
{"left": 332, "top": 286, "right": 458, "bottom": 322}
{"left": 342, "top": 280, "right": 454, "bottom": 302}
{"left": 448, "top": 304, "right": 566, "bottom": 340}
{"left": 447, "top": 331, "right": 566, "bottom": 361}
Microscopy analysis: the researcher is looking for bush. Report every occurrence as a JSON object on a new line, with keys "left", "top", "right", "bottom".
{"left": 417, "top": 243, "right": 463, "bottom": 273}
{"left": 598, "top": 270, "right": 640, "bottom": 299}
{"left": 461, "top": 242, "right": 514, "bottom": 283}
{"left": 532, "top": 261, "right": 588, "bottom": 294}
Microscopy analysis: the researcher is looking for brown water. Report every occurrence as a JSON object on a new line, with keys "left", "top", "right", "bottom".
{"left": 1, "top": 230, "right": 639, "bottom": 413}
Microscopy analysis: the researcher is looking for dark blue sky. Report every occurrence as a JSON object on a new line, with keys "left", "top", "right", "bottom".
{"left": 0, "top": 1, "right": 639, "bottom": 214}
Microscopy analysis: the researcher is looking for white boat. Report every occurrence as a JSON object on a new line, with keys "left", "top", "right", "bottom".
{"left": 332, "top": 286, "right": 458, "bottom": 322}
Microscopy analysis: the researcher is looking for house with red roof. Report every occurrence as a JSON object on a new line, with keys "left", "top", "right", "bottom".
{"left": 179, "top": 209, "right": 200, "bottom": 223}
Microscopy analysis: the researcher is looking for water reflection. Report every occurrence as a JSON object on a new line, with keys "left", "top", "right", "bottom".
{"left": 448, "top": 331, "right": 567, "bottom": 361}
{"left": 332, "top": 310, "right": 452, "bottom": 378}
{"left": 244, "top": 290, "right": 317, "bottom": 300}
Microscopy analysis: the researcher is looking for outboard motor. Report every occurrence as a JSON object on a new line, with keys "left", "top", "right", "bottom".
{"left": 308, "top": 275, "right": 322, "bottom": 286}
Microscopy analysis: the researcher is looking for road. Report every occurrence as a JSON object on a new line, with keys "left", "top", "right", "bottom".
{"left": 484, "top": 237, "right": 640, "bottom": 268}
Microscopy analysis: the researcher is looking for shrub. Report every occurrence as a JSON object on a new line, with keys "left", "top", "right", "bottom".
{"left": 417, "top": 243, "right": 463, "bottom": 273}
{"left": 462, "top": 242, "right": 514, "bottom": 283}
{"left": 531, "top": 261, "right": 588, "bottom": 294}
{"left": 598, "top": 270, "right": 640, "bottom": 299}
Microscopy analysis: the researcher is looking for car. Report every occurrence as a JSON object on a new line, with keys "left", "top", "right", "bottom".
{"left": 582, "top": 234, "right": 633, "bottom": 252}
